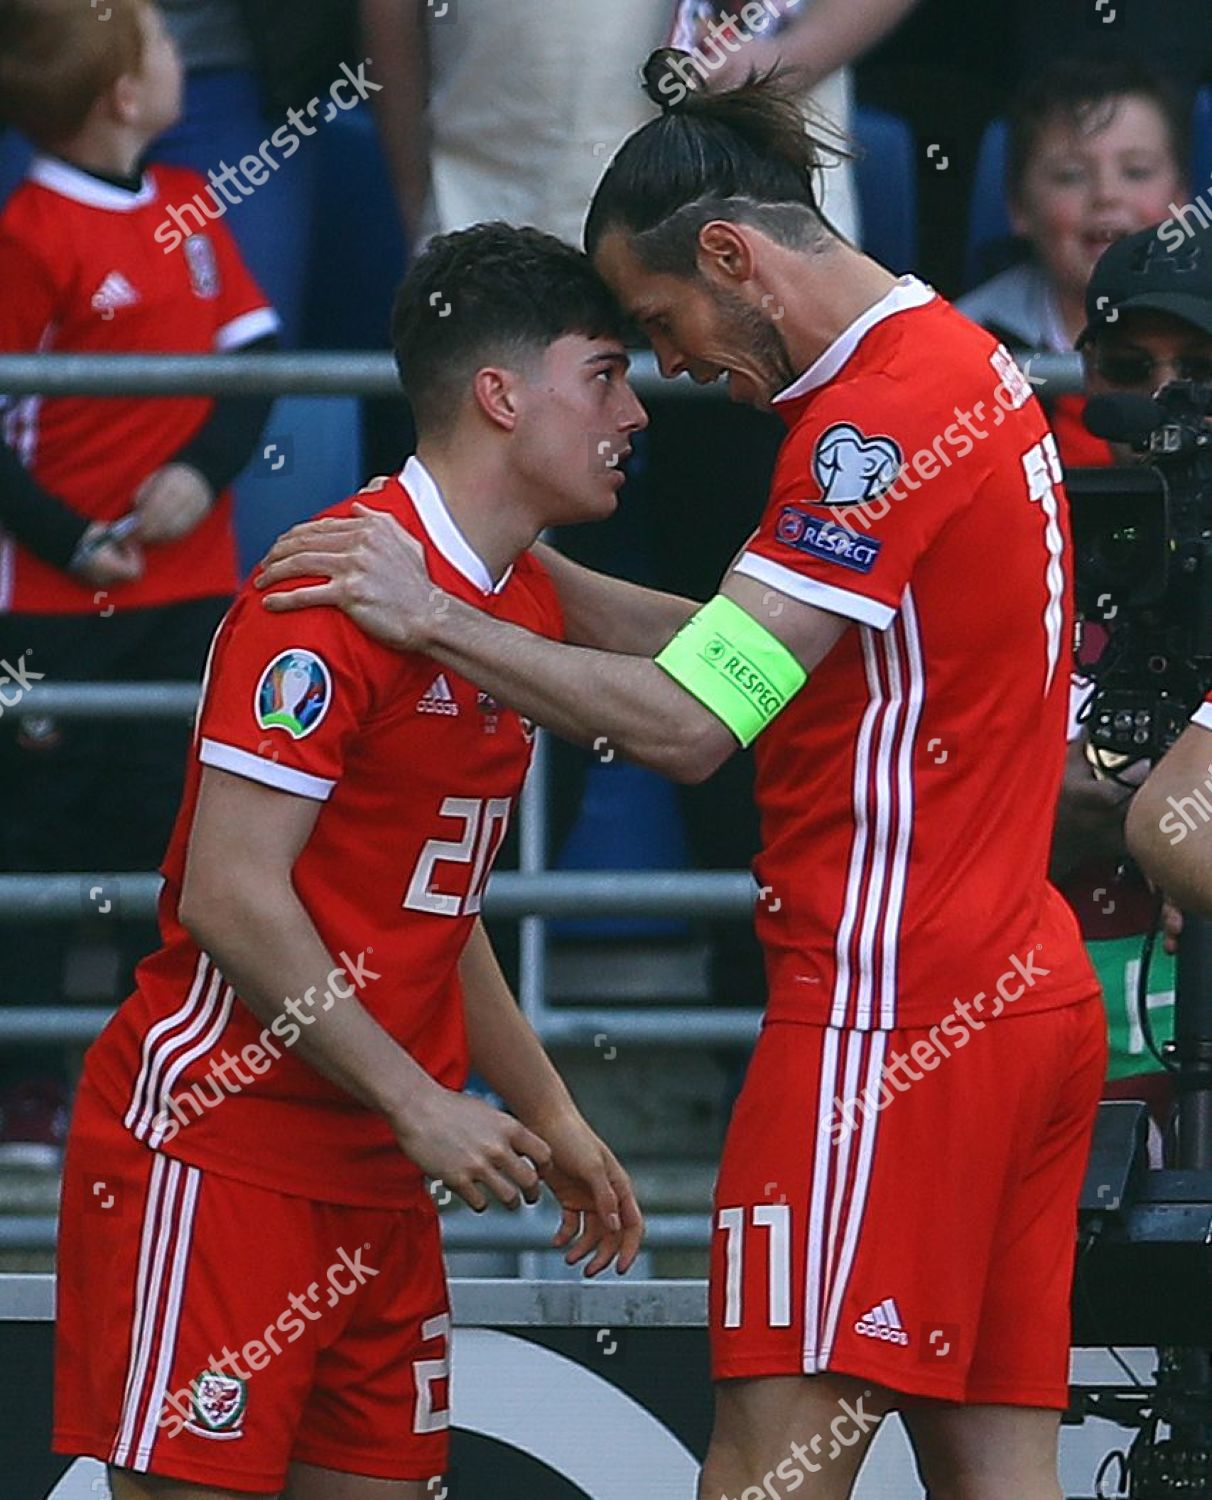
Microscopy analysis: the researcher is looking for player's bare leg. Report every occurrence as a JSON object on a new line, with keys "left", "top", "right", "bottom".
{"left": 109, "top": 1469, "right": 278, "bottom": 1500}
{"left": 284, "top": 1464, "right": 431, "bottom": 1499}
{"left": 698, "top": 1371, "right": 894, "bottom": 1500}
{"left": 901, "top": 1401, "right": 1062, "bottom": 1500}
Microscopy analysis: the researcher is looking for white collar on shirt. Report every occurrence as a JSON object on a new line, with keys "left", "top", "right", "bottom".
{"left": 29, "top": 154, "right": 157, "bottom": 212}
{"left": 773, "top": 274, "right": 936, "bottom": 405}
{"left": 401, "top": 454, "right": 512, "bottom": 596}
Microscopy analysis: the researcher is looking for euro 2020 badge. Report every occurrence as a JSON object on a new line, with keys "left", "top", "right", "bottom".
{"left": 256, "top": 649, "right": 332, "bottom": 740}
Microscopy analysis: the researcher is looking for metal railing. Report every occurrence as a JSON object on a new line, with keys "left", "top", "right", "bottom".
{"left": 0, "top": 672, "right": 762, "bottom": 1049}
{"left": 0, "top": 1210, "right": 712, "bottom": 1254}
{"left": 0, "top": 346, "right": 1089, "bottom": 1255}
{"left": 0, "top": 348, "right": 1087, "bottom": 400}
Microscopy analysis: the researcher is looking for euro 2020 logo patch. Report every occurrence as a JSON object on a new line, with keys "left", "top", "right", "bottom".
{"left": 812, "top": 422, "right": 903, "bottom": 506}
{"left": 256, "top": 649, "right": 332, "bottom": 740}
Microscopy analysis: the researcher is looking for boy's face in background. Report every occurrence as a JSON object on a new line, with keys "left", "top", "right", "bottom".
{"left": 124, "top": 2, "right": 183, "bottom": 139}
{"left": 1012, "top": 93, "right": 1186, "bottom": 303}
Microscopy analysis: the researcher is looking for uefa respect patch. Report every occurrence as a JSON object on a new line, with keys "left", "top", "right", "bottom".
{"left": 776, "top": 507, "right": 882, "bottom": 574}
{"left": 255, "top": 649, "right": 332, "bottom": 740}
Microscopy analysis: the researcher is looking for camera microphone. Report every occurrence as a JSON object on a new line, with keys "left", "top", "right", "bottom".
{"left": 1083, "top": 393, "right": 1167, "bottom": 445}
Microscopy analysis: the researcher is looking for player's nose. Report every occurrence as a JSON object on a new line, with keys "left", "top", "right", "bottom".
{"left": 619, "top": 385, "right": 649, "bottom": 434}
{"left": 651, "top": 333, "right": 688, "bottom": 381}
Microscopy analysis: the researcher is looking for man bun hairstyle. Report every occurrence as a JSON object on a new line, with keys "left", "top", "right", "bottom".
{"left": 585, "top": 47, "right": 847, "bottom": 275}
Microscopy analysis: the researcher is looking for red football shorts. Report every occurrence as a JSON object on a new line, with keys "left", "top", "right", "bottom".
{"left": 54, "top": 1077, "right": 450, "bottom": 1493}
{"left": 710, "top": 993, "right": 1106, "bottom": 1407}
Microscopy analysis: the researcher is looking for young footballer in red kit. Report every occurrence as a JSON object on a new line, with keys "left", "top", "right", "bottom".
{"left": 259, "top": 56, "right": 1106, "bottom": 1500}
{"left": 54, "top": 225, "right": 645, "bottom": 1498}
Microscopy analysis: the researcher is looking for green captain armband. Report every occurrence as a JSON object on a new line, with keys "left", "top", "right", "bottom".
{"left": 654, "top": 595, "right": 807, "bottom": 748}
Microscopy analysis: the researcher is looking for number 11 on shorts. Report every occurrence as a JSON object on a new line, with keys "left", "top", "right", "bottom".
{"left": 717, "top": 1204, "right": 792, "bottom": 1329}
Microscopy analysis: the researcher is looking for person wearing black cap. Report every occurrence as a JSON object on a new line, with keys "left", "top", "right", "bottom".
{"left": 1078, "top": 220, "right": 1212, "bottom": 424}
{"left": 1044, "top": 221, "right": 1212, "bottom": 468}
{"left": 1049, "top": 221, "right": 1212, "bottom": 1168}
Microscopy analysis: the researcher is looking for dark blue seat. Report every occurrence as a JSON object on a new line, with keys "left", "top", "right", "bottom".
{"left": 552, "top": 761, "right": 690, "bottom": 941}
{"left": 302, "top": 104, "right": 407, "bottom": 352}
{"left": 233, "top": 397, "right": 364, "bottom": 578}
{"left": 852, "top": 106, "right": 919, "bottom": 274}
{"left": 0, "top": 130, "right": 32, "bottom": 209}
{"left": 1192, "top": 86, "right": 1212, "bottom": 213}
{"left": 964, "top": 117, "right": 1014, "bottom": 292}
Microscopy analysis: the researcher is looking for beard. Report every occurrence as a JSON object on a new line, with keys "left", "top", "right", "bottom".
{"left": 711, "top": 286, "right": 799, "bottom": 399}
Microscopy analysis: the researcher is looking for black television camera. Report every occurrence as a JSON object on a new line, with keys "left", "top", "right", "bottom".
{"left": 1068, "top": 380, "right": 1212, "bottom": 767}
{"left": 1065, "top": 383, "right": 1212, "bottom": 1498}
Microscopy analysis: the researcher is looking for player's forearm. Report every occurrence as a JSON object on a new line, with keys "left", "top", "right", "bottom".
{"left": 531, "top": 543, "right": 698, "bottom": 655}
{"left": 422, "top": 593, "right": 720, "bottom": 782}
{"left": 1127, "top": 805, "right": 1212, "bottom": 917}
{"left": 1128, "top": 756, "right": 1212, "bottom": 918}
{"left": 360, "top": 0, "right": 431, "bottom": 238}
{"left": 180, "top": 880, "right": 436, "bottom": 1124}
{"left": 460, "top": 920, "right": 578, "bottom": 1130}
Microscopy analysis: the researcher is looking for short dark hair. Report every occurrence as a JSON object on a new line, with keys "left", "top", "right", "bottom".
{"left": 391, "top": 223, "right": 626, "bottom": 438}
{"left": 1007, "top": 56, "right": 1190, "bottom": 203}
{"left": 585, "top": 49, "right": 841, "bottom": 276}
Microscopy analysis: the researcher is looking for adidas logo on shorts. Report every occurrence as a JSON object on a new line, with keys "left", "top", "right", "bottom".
{"left": 854, "top": 1297, "right": 909, "bottom": 1346}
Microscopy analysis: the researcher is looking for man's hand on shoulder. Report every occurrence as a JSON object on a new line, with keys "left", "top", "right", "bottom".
{"left": 257, "top": 502, "right": 449, "bottom": 651}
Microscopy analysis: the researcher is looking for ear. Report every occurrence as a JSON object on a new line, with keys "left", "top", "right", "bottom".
{"left": 108, "top": 71, "right": 142, "bottom": 128}
{"left": 697, "top": 220, "right": 756, "bottom": 286}
{"left": 470, "top": 366, "right": 522, "bottom": 433}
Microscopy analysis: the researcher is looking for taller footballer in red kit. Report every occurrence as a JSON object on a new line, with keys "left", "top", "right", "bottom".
{"left": 54, "top": 225, "right": 645, "bottom": 1498}
{"left": 256, "top": 53, "right": 1107, "bottom": 1500}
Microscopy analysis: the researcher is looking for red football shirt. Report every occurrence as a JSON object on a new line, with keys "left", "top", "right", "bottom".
{"left": 83, "top": 458, "right": 563, "bottom": 1207}
{"left": 733, "top": 277, "right": 1097, "bottom": 1029}
{"left": 0, "top": 156, "right": 278, "bottom": 614}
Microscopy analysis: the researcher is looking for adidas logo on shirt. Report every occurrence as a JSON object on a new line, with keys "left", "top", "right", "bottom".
{"left": 417, "top": 673, "right": 459, "bottom": 717}
{"left": 854, "top": 1297, "right": 909, "bottom": 1346}
{"left": 90, "top": 271, "right": 141, "bottom": 316}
